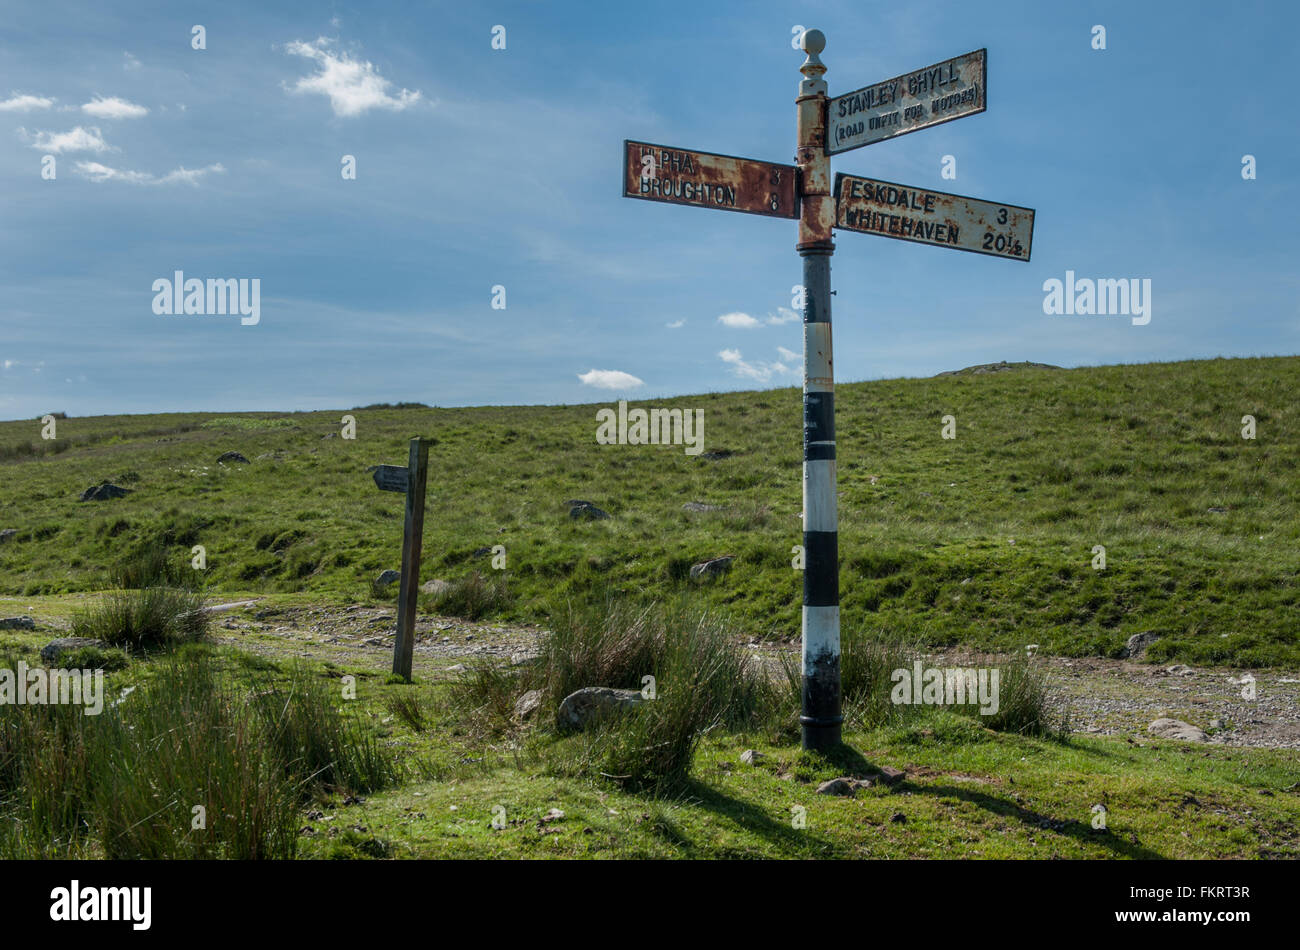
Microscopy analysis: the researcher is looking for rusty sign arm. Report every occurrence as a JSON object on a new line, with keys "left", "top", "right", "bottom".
{"left": 622, "top": 140, "right": 799, "bottom": 219}
{"left": 833, "top": 172, "right": 1034, "bottom": 262}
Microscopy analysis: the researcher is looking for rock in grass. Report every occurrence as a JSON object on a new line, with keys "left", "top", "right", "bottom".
{"left": 682, "top": 501, "right": 726, "bottom": 513}
{"left": 689, "top": 555, "right": 735, "bottom": 580}
{"left": 567, "top": 501, "right": 610, "bottom": 521}
{"left": 0, "top": 528, "right": 17, "bottom": 543}
{"left": 876, "top": 766, "right": 906, "bottom": 785}
{"left": 816, "top": 777, "right": 872, "bottom": 796}
{"left": 79, "top": 482, "right": 131, "bottom": 502}
{"left": 514, "top": 689, "right": 543, "bottom": 721}
{"left": 739, "top": 749, "right": 763, "bottom": 765}
{"left": 1, "top": 616, "right": 37, "bottom": 631}
{"left": 556, "top": 687, "right": 644, "bottom": 731}
{"left": 1120, "top": 631, "right": 1160, "bottom": 659}
{"left": 420, "top": 578, "right": 450, "bottom": 596}
{"left": 40, "top": 636, "right": 108, "bottom": 661}
{"left": 1147, "top": 718, "right": 1209, "bottom": 743}
{"left": 375, "top": 569, "right": 401, "bottom": 588}
{"left": 216, "top": 451, "right": 250, "bottom": 464}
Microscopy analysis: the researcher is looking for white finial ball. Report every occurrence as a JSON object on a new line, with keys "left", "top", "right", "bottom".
{"left": 801, "top": 29, "right": 825, "bottom": 54}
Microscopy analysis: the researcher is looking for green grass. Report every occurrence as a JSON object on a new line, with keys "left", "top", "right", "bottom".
{"left": 296, "top": 674, "right": 1300, "bottom": 860}
{"left": 71, "top": 586, "right": 210, "bottom": 651}
{"left": 0, "top": 644, "right": 403, "bottom": 859}
{"left": 0, "top": 356, "right": 1296, "bottom": 667}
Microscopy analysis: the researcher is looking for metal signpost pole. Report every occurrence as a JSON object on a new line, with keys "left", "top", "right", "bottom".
{"left": 795, "top": 29, "right": 841, "bottom": 751}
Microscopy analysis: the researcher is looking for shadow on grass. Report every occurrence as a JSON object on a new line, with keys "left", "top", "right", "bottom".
{"left": 898, "top": 782, "right": 1165, "bottom": 859}
{"left": 666, "top": 778, "right": 841, "bottom": 858}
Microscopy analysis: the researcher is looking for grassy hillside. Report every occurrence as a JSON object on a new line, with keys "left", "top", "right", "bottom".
{"left": 1, "top": 356, "right": 1296, "bottom": 666}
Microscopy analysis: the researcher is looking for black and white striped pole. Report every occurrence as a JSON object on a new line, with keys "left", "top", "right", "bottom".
{"left": 796, "top": 29, "right": 841, "bottom": 751}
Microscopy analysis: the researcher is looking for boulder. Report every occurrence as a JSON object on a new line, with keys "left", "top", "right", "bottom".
{"left": 0, "top": 528, "right": 17, "bottom": 543}
{"left": 816, "top": 777, "right": 873, "bottom": 796}
{"left": 690, "top": 555, "right": 736, "bottom": 580}
{"left": 40, "top": 636, "right": 108, "bottom": 662}
{"left": 421, "top": 578, "right": 450, "bottom": 596}
{"left": 876, "top": 766, "right": 906, "bottom": 786}
{"left": 216, "top": 451, "right": 250, "bottom": 464}
{"left": 1, "top": 616, "right": 37, "bottom": 631}
{"left": 1120, "top": 631, "right": 1160, "bottom": 659}
{"left": 375, "top": 569, "right": 401, "bottom": 588}
{"left": 79, "top": 482, "right": 131, "bottom": 502}
{"left": 1147, "top": 718, "right": 1208, "bottom": 743}
{"left": 568, "top": 501, "right": 610, "bottom": 521}
{"left": 556, "top": 687, "right": 644, "bottom": 731}
{"left": 700, "top": 450, "right": 734, "bottom": 461}
{"left": 514, "top": 690, "right": 543, "bottom": 721}
{"left": 739, "top": 749, "right": 763, "bottom": 765}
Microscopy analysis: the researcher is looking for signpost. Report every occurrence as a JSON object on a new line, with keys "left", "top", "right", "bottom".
{"left": 372, "top": 464, "right": 410, "bottom": 493}
{"left": 835, "top": 174, "right": 1034, "bottom": 261}
{"left": 621, "top": 30, "right": 1035, "bottom": 750}
{"left": 826, "top": 49, "right": 986, "bottom": 155}
{"left": 372, "top": 438, "right": 429, "bottom": 681}
{"left": 623, "top": 141, "right": 798, "bottom": 219}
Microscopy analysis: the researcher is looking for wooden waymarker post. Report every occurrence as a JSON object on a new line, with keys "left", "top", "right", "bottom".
{"left": 372, "top": 438, "right": 429, "bottom": 681}
{"left": 621, "top": 30, "right": 1036, "bottom": 750}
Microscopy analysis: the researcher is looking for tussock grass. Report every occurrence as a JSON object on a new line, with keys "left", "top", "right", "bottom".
{"left": 424, "top": 570, "right": 513, "bottom": 620}
{"left": 72, "top": 586, "right": 209, "bottom": 651}
{"left": 454, "top": 599, "right": 782, "bottom": 792}
{"left": 0, "top": 647, "right": 401, "bottom": 859}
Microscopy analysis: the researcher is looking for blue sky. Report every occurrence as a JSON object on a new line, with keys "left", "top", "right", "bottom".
{"left": 1, "top": 0, "right": 1295, "bottom": 419}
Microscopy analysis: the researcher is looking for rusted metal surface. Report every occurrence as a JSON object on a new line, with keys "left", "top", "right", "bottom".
{"left": 834, "top": 173, "right": 1034, "bottom": 261}
{"left": 796, "top": 89, "right": 834, "bottom": 250}
{"left": 622, "top": 140, "right": 798, "bottom": 219}
{"left": 827, "top": 49, "right": 986, "bottom": 155}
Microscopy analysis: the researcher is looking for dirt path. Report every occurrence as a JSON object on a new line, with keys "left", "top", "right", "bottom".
{"left": 208, "top": 602, "right": 1300, "bottom": 750}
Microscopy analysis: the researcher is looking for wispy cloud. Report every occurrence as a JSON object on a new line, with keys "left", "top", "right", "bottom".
{"left": 717, "top": 311, "right": 760, "bottom": 329}
{"left": 718, "top": 348, "right": 796, "bottom": 383}
{"left": 123, "top": 52, "right": 141, "bottom": 71}
{"left": 81, "top": 96, "right": 149, "bottom": 119}
{"left": 766, "top": 306, "right": 800, "bottom": 325}
{"left": 578, "top": 368, "right": 644, "bottom": 389}
{"left": 74, "top": 161, "right": 225, "bottom": 185}
{"left": 19, "top": 125, "right": 114, "bottom": 153}
{"left": 666, "top": 319, "right": 685, "bottom": 329}
{"left": 283, "top": 37, "right": 422, "bottom": 117}
{"left": 0, "top": 94, "right": 55, "bottom": 113}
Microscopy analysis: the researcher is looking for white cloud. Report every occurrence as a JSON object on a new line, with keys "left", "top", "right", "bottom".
{"left": 666, "top": 319, "right": 685, "bottom": 329}
{"left": 766, "top": 306, "right": 800, "bottom": 325}
{"left": 578, "top": 369, "right": 644, "bottom": 389}
{"left": 20, "top": 125, "right": 114, "bottom": 153}
{"left": 777, "top": 345, "right": 800, "bottom": 362}
{"left": 0, "top": 94, "right": 55, "bottom": 113}
{"left": 81, "top": 96, "right": 149, "bottom": 119}
{"left": 284, "top": 37, "right": 422, "bottom": 117}
{"left": 123, "top": 52, "right": 141, "bottom": 70}
{"left": 717, "top": 311, "right": 760, "bottom": 329}
{"left": 74, "top": 161, "right": 225, "bottom": 185}
{"left": 2, "top": 359, "right": 15, "bottom": 370}
{"left": 718, "top": 348, "right": 798, "bottom": 384}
